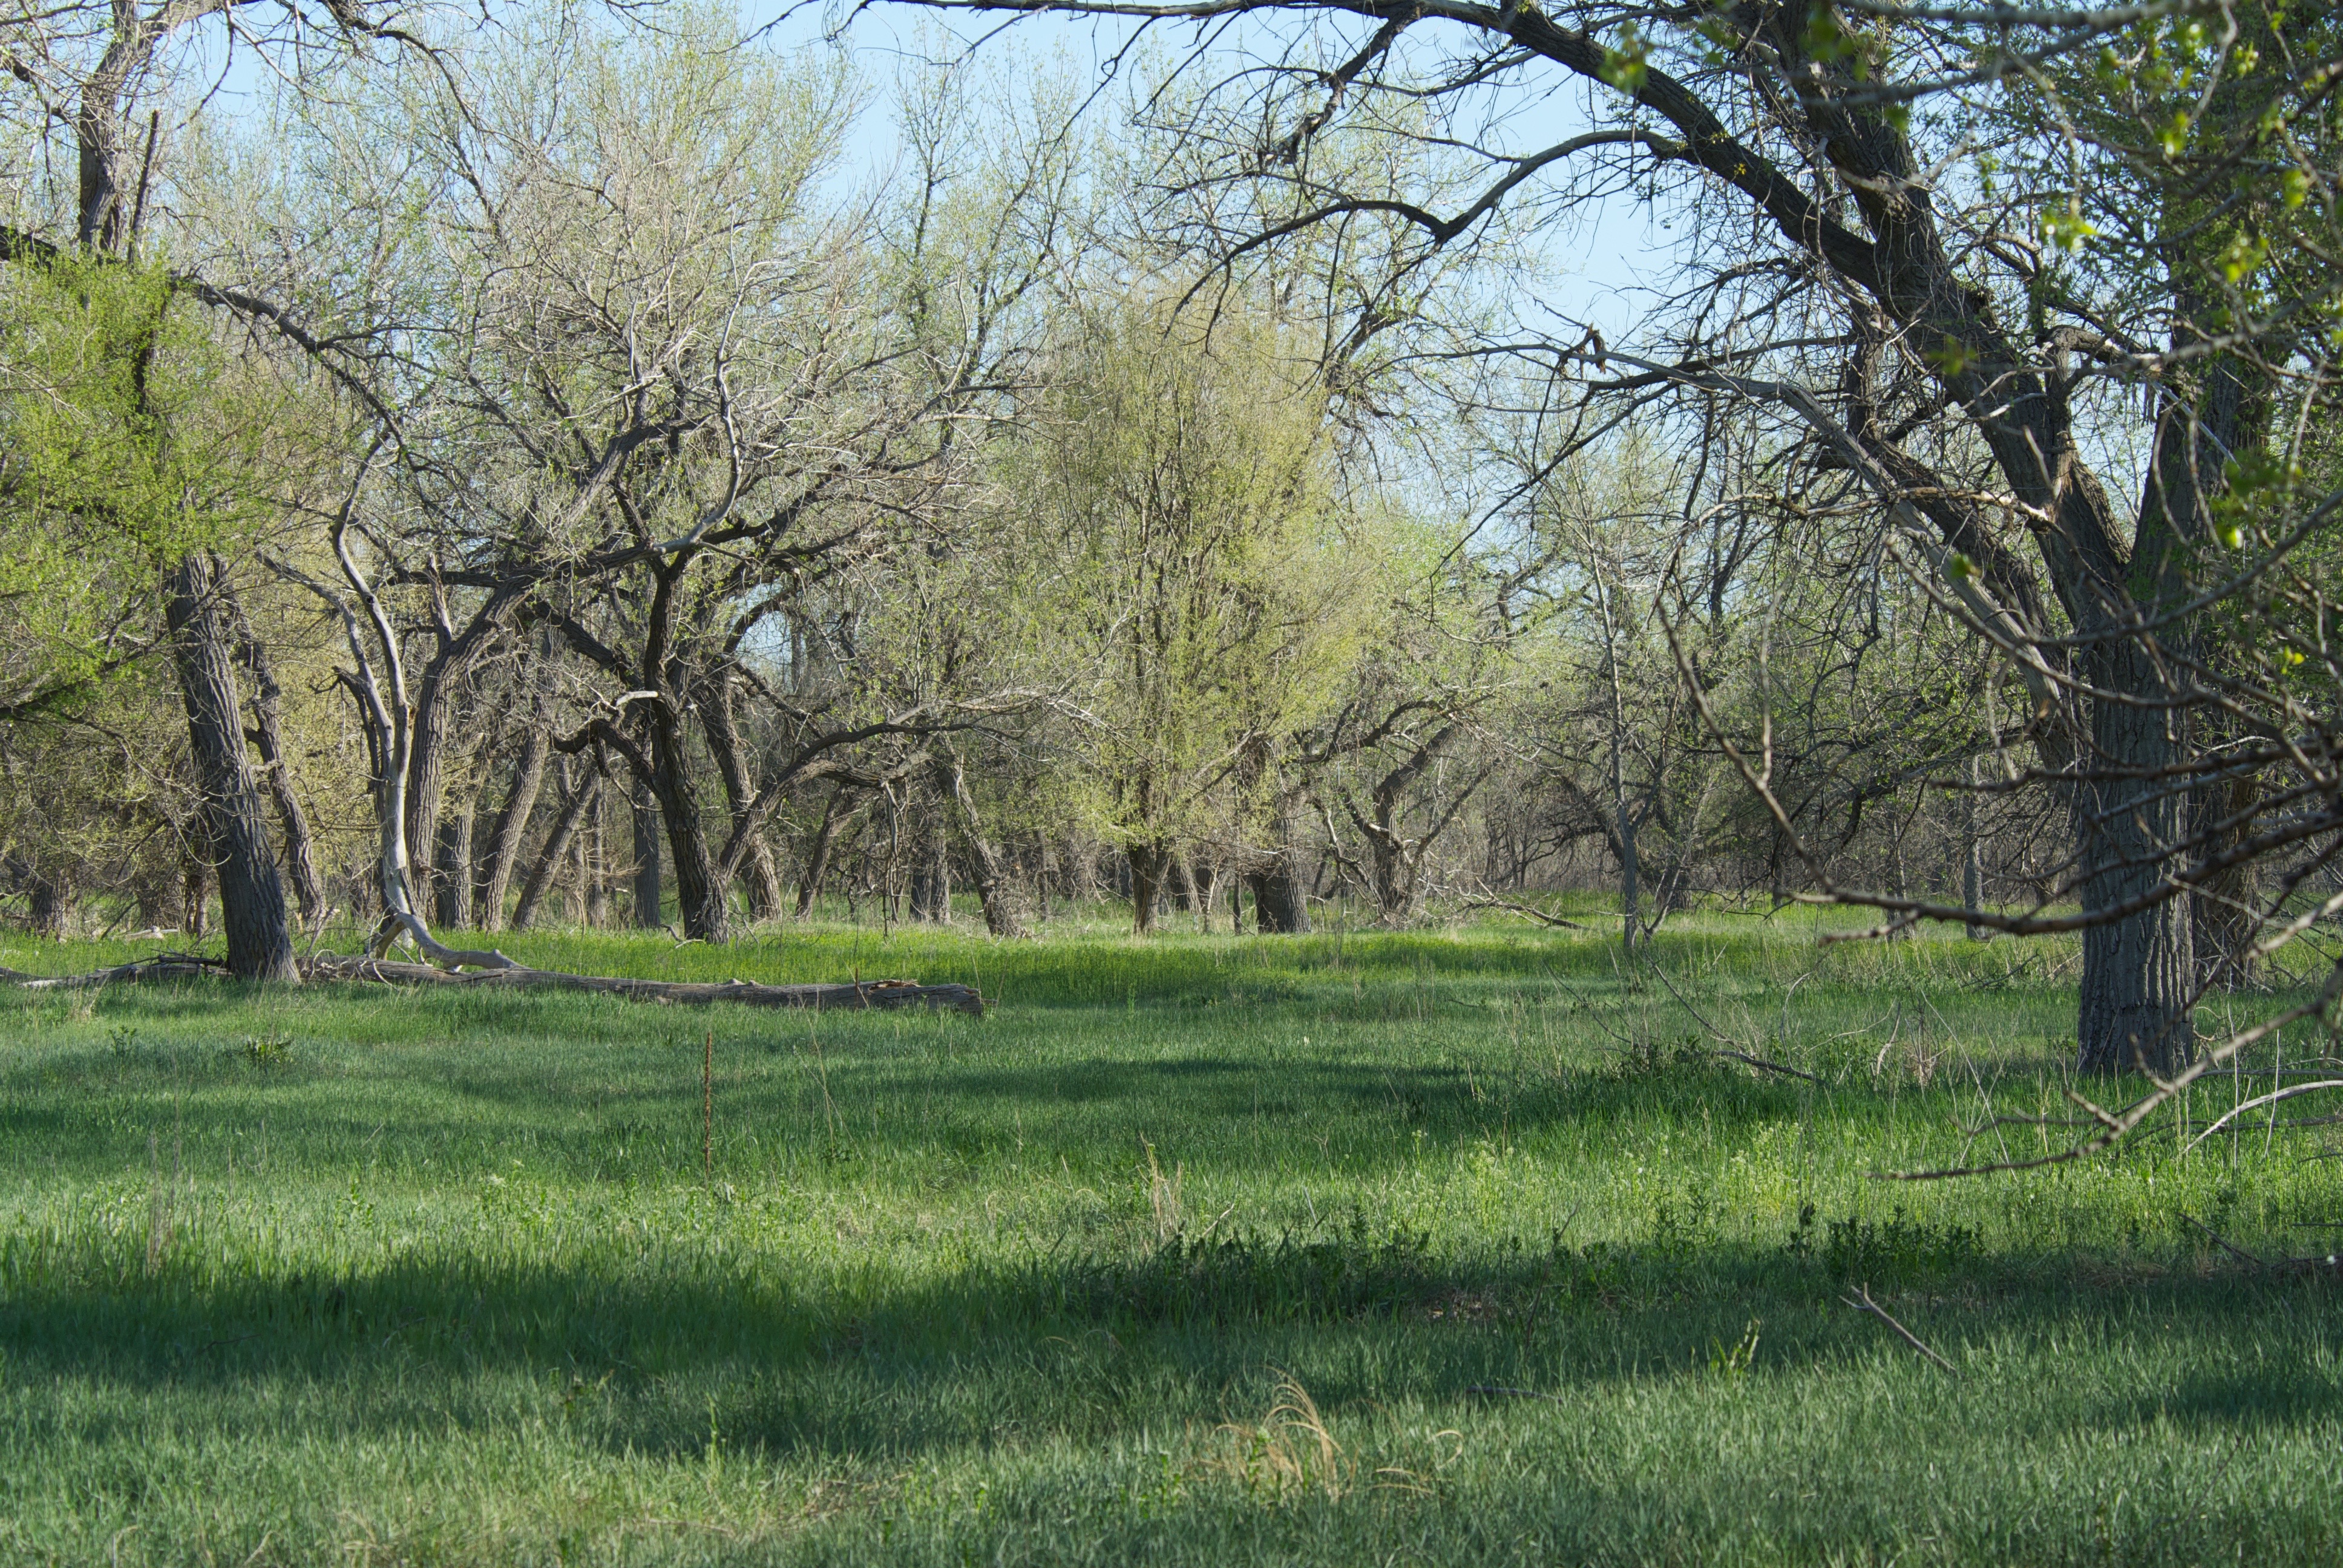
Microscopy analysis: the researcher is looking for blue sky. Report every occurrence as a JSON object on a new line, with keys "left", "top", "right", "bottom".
{"left": 168, "top": 1, "right": 1670, "bottom": 339}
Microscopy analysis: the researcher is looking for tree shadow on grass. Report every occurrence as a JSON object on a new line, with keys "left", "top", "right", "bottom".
{"left": 3, "top": 1211, "right": 2331, "bottom": 1468}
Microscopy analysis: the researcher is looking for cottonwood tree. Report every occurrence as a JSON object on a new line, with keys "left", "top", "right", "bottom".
{"left": 882, "top": 0, "right": 2343, "bottom": 1073}
{"left": 1303, "top": 512, "right": 1519, "bottom": 926}
{"left": 1008, "top": 295, "right": 1362, "bottom": 932}
{"left": 0, "top": 1, "right": 523, "bottom": 977}
{"left": 276, "top": 18, "right": 1084, "bottom": 946}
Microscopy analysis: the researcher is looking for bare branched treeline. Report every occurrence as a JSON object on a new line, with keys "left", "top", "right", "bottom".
{"left": 4, "top": 2, "right": 2339, "bottom": 1101}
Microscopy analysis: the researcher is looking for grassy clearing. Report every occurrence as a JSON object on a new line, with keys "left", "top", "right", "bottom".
{"left": 0, "top": 911, "right": 2338, "bottom": 1564}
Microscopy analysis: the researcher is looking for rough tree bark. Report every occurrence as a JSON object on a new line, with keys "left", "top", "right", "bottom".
{"left": 513, "top": 754, "right": 598, "bottom": 932}
{"left": 1127, "top": 842, "right": 1166, "bottom": 935}
{"left": 796, "top": 786, "right": 851, "bottom": 917}
{"left": 936, "top": 746, "right": 1025, "bottom": 938}
{"left": 700, "top": 673, "right": 787, "bottom": 921}
{"left": 631, "top": 781, "right": 664, "bottom": 930}
{"left": 2073, "top": 639, "right": 2196, "bottom": 1072}
{"left": 433, "top": 803, "right": 476, "bottom": 930}
{"left": 231, "top": 597, "right": 325, "bottom": 927}
{"left": 164, "top": 552, "right": 298, "bottom": 982}
{"left": 25, "top": 869, "right": 73, "bottom": 938}
{"left": 1245, "top": 803, "right": 1314, "bottom": 935}
{"left": 475, "top": 725, "right": 549, "bottom": 932}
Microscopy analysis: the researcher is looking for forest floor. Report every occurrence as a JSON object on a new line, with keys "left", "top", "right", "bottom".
{"left": 1, "top": 906, "right": 2338, "bottom": 1565}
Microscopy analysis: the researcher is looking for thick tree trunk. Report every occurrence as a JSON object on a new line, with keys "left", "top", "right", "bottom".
{"left": 631, "top": 780, "right": 664, "bottom": 929}
{"left": 26, "top": 871, "right": 73, "bottom": 938}
{"left": 513, "top": 756, "right": 597, "bottom": 932}
{"left": 646, "top": 707, "right": 728, "bottom": 942}
{"left": 2074, "top": 640, "right": 2195, "bottom": 1074}
{"left": 433, "top": 805, "right": 476, "bottom": 931}
{"left": 164, "top": 552, "right": 297, "bottom": 982}
{"left": 1166, "top": 853, "right": 1198, "bottom": 914}
{"left": 1247, "top": 808, "right": 1315, "bottom": 936}
{"left": 2191, "top": 771, "right": 2260, "bottom": 990}
{"left": 701, "top": 675, "right": 787, "bottom": 921}
{"left": 936, "top": 749, "right": 1024, "bottom": 938}
{"left": 1127, "top": 843, "right": 1165, "bottom": 935}
{"left": 1245, "top": 860, "right": 1311, "bottom": 933}
{"left": 232, "top": 604, "right": 325, "bottom": 927}
{"left": 475, "top": 727, "right": 549, "bottom": 932}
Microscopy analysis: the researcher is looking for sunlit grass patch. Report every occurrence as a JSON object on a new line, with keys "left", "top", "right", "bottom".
{"left": 0, "top": 913, "right": 2336, "bottom": 1564}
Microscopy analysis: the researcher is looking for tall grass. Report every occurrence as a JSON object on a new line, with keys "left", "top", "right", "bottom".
{"left": 0, "top": 912, "right": 2335, "bottom": 1564}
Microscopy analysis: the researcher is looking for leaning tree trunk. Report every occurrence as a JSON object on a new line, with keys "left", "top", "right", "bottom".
{"left": 165, "top": 552, "right": 297, "bottom": 982}
{"left": 399, "top": 607, "right": 513, "bottom": 927}
{"left": 512, "top": 756, "right": 598, "bottom": 932}
{"left": 474, "top": 726, "right": 549, "bottom": 932}
{"left": 701, "top": 675, "right": 787, "bottom": 921}
{"left": 936, "top": 748, "right": 1025, "bottom": 938}
{"left": 2074, "top": 638, "right": 2195, "bottom": 1074}
{"left": 232, "top": 601, "right": 325, "bottom": 927}
{"left": 796, "top": 786, "right": 850, "bottom": 917}
{"left": 404, "top": 649, "right": 464, "bottom": 924}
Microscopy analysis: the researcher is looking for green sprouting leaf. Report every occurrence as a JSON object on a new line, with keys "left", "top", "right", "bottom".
{"left": 1946, "top": 552, "right": 1978, "bottom": 583}
{"left": 2281, "top": 169, "right": 2311, "bottom": 209}
{"left": 2042, "top": 200, "right": 2096, "bottom": 252}
{"left": 1601, "top": 24, "right": 1650, "bottom": 92}
{"left": 1803, "top": 4, "right": 1861, "bottom": 65}
{"left": 2218, "top": 232, "right": 2268, "bottom": 284}
{"left": 1927, "top": 337, "right": 1974, "bottom": 377}
{"left": 2223, "top": 449, "right": 2298, "bottom": 495}
{"left": 2158, "top": 110, "right": 2191, "bottom": 158}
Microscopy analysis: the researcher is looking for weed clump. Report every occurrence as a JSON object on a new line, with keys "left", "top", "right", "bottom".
{"left": 1063, "top": 1212, "right": 1437, "bottom": 1327}
{"left": 237, "top": 1031, "right": 295, "bottom": 1067}
{"left": 1785, "top": 1201, "right": 1981, "bottom": 1281}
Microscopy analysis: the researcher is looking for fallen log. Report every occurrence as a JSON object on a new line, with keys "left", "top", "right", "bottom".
{"left": 0, "top": 953, "right": 984, "bottom": 1014}
{"left": 0, "top": 956, "right": 232, "bottom": 988}
{"left": 301, "top": 955, "right": 986, "bottom": 1014}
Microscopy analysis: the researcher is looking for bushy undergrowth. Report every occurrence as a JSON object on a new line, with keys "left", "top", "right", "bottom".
{"left": 0, "top": 911, "right": 2336, "bottom": 1564}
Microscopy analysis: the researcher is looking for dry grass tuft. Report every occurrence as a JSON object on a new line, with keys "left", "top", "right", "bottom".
{"left": 1212, "top": 1371, "right": 1349, "bottom": 1503}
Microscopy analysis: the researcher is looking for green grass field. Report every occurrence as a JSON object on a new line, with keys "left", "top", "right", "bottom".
{"left": 1, "top": 909, "right": 2338, "bottom": 1565}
